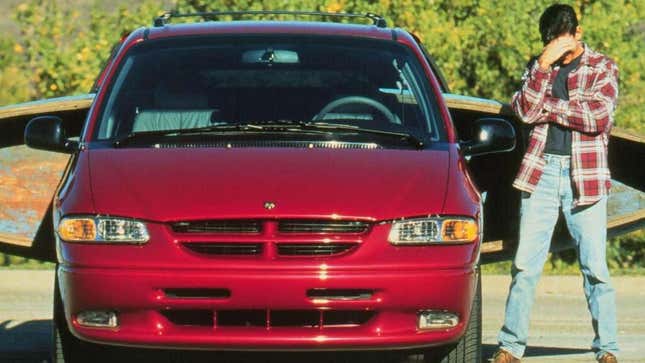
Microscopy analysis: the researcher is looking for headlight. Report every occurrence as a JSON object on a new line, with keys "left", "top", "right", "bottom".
{"left": 388, "top": 217, "right": 478, "bottom": 245}
{"left": 58, "top": 216, "right": 150, "bottom": 243}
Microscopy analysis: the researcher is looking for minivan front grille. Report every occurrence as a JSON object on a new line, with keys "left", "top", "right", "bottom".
{"left": 181, "top": 242, "right": 263, "bottom": 255}
{"left": 173, "top": 220, "right": 367, "bottom": 257}
{"left": 172, "top": 220, "right": 262, "bottom": 234}
{"left": 279, "top": 220, "right": 370, "bottom": 234}
{"left": 277, "top": 243, "right": 356, "bottom": 256}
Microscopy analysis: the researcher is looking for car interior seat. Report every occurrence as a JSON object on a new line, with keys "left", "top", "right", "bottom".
{"left": 132, "top": 77, "right": 216, "bottom": 133}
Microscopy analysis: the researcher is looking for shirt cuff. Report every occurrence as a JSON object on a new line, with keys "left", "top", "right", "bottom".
{"left": 525, "top": 62, "right": 551, "bottom": 97}
{"left": 530, "top": 61, "right": 551, "bottom": 82}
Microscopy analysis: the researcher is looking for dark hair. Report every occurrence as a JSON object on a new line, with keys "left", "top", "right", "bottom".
{"left": 539, "top": 4, "right": 579, "bottom": 44}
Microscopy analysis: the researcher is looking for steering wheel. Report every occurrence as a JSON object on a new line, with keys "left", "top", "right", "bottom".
{"left": 313, "top": 96, "right": 400, "bottom": 124}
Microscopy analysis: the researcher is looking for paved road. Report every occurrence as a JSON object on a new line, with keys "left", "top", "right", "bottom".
{"left": 1, "top": 270, "right": 643, "bottom": 362}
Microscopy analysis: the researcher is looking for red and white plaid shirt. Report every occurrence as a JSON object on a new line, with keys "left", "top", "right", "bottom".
{"left": 511, "top": 44, "right": 619, "bottom": 206}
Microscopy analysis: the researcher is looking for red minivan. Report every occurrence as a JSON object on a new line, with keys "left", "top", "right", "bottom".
{"left": 22, "top": 11, "right": 517, "bottom": 363}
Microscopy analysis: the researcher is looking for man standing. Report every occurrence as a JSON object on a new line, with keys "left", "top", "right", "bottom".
{"left": 492, "top": 4, "right": 619, "bottom": 363}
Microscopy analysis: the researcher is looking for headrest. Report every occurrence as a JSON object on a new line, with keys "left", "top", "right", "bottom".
{"left": 132, "top": 110, "right": 214, "bottom": 133}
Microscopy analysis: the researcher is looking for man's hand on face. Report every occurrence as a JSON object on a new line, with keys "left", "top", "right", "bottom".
{"left": 538, "top": 35, "right": 578, "bottom": 71}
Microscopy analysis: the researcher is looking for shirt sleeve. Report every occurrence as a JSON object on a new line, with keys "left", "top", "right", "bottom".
{"left": 511, "top": 60, "right": 552, "bottom": 124}
{"left": 542, "top": 60, "right": 619, "bottom": 135}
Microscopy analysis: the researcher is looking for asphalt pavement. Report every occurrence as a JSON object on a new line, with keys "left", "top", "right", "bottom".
{"left": 1, "top": 270, "right": 643, "bottom": 362}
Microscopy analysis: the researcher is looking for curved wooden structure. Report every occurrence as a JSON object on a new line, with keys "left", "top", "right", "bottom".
{"left": 0, "top": 93, "right": 643, "bottom": 262}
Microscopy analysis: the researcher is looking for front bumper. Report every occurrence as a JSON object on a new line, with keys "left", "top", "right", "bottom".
{"left": 59, "top": 265, "right": 477, "bottom": 350}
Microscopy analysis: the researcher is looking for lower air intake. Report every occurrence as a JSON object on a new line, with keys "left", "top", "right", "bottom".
{"left": 181, "top": 242, "right": 263, "bottom": 255}
{"left": 160, "top": 309, "right": 375, "bottom": 328}
{"left": 163, "top": 288, "right": 231, "bottom": 299}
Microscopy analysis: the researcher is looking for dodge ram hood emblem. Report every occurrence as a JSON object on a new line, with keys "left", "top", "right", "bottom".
{"left": 264, "top": 201, "right": 276, "bottom": 210}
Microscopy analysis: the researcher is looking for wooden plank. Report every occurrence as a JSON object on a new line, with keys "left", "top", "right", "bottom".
{"left": 607, "top": 209, "right": 645, "bottom": 230}
{"left": 610, "top": 128, "right": 645, "bottom": 143}
{"left": 0, "top": 145, "right": 69, "bottom": 248}
{"left": 0, "top": 232, "right": 32, "bottom": 247}
{"left": 442, "top": 93, "right": 645, "bottom": 144}
{"left": 0, "top": 94, "right": 94, "bottom": 121}
{"left": 443, "top": 93, "right": 512, "bottom": 116}
{"left": 481, "top": 240, "right": 504, "bottom": 254}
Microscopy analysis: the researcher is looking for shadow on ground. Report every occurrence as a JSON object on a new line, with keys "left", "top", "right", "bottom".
{"left": 0, "top": 319, "right": 51, "bottom": 363}
{"left": 482, "top": 343, "right": 591, "bottom": 360}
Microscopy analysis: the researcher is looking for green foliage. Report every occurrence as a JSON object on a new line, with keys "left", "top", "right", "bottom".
{"left": 1, "top": 0, "right": 163, "bottom": 101}
{"left": 1, "top": 0, "right": 642, "bottom": 132}
{"left": 0, "top": 254, "right": 54, "bottom": 269}
{"left": 606, "top": 230, "right": 645, "bottom": 270}
{"left": 0, "top": 36, "right": 32, "bottom": 103}
{"left": 577, "top": 0, "right": 644, "bottom": 132}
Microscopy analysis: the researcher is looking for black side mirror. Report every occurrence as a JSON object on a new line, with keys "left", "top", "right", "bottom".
{"left": 24, "top": 116, "right": 79, "bottom": 154}
{"left": 461, "top": 118, "right": 516, "bottom": 157}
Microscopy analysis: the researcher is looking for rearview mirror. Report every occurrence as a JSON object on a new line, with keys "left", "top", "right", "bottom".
{"left": 461, "top": 118, "right": 515, "bottom": 157}
{"left": 24, "top": 116, "right": 79, "bottom": 154}
{"left": 242, "top": 49, "right": 300, "bottom": 65}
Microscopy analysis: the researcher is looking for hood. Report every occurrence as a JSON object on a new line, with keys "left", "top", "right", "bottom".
{"left": 88, "top": 147, "right": 450, "bottom": 222}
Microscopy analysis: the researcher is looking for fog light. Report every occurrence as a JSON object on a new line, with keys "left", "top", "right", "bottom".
{"left": 418, "top": 310, "right": 459, "bottom": 329}
{"left": 77, "top": 311, "right": 118, "bottom": 328}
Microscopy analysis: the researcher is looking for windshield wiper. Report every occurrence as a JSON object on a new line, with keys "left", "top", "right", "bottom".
{"left": 112, "top": 120, "right": 425, "bottom": 149}
{"left": 299, "top": 121, "right": 425, "bottom": 149}
{"left": 112, "top": 123, "right": 267, "bottom": 147}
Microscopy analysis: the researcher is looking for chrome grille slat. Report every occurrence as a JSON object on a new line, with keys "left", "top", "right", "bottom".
{"left": 279, "top": 220, "right": 369, "bottom": 234}
{"left": 277, "top": 243, "right": 356, "bottom": 256}
{"left": 182, "top": 242, "right": 263, "bottom": 255}
{"left": 172, "top": 220, "right": 262, "bottom": 234}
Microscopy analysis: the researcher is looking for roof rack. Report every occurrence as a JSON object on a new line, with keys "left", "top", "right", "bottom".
{"left": 153, "top": 10, "right": 388, "bottom": 28}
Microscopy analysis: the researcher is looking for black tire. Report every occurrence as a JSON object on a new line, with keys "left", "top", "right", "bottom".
{"left": 52, "top": 273, "right": 109, "bottom": 363}
{"left": 52, "top": 274, "right": 83, "bottom": 363}
{"left": 52, "top": 273, "right": 173, "bottom": 363}
{"left": 423, "top": 270, "right": 482, "bottom": 363}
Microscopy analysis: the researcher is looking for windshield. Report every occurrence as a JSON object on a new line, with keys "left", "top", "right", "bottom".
{"left": 94, "top": 36, "right": 446, "bottom": 147}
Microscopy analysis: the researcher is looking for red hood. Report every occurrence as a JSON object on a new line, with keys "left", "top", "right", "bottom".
{"left": 88, "top": 148, "right": 450, "bottom": 222}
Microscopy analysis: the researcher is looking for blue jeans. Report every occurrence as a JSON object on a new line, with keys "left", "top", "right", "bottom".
{"left": 498, "top": 154, "right": 618, "bottom": 359}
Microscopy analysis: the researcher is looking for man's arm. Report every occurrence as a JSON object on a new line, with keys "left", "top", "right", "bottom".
{"left": 511, "top": 60, "right": 551, "bottom": 124}
{"left": 541, "top": 60, "right": 619, "bottom": 135}
{"left": 511, "top": 36, "right": 578, "bottom": 124}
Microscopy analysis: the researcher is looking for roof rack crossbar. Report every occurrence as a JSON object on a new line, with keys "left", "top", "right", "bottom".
{"left": 153, "top": 10, "right": 387, "bottom": 28}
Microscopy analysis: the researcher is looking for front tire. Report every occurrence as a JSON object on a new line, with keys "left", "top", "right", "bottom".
{"left": 424, "top": 270, "right": 482, "bottom": 363}
{"left": 52, "top": 272, "right": 104, "bottom": 363}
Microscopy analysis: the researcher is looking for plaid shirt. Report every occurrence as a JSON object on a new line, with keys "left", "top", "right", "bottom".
{"left": 511, "top": 44, "right": 619, "bottom": 206}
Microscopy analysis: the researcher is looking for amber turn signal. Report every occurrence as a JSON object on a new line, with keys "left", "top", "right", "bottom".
{"left": 58, "top": 218, "right": 97, "bottom": 242}
{"left": 441, "top": 219, "right": 478, "bottom": 242}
